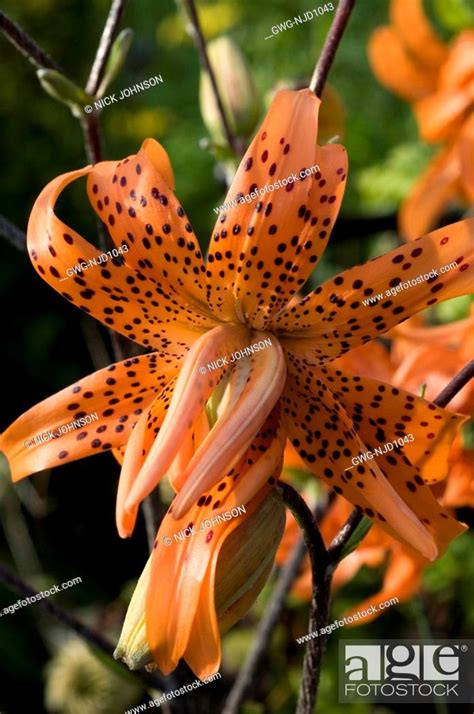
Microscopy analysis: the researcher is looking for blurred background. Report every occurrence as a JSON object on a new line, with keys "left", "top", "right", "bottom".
{"left": 0, "top": 0, "right": 473, "bottom": 711}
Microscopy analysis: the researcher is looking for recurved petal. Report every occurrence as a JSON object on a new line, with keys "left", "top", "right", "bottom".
{"left": 276, "top": 218, "right": 474, "bottom": 361}
{"left": 390, "top": 0, "right": 448, "bottom": 70}
{"left": 282, "top": 377, "right": 438, "bottom": 560}
{"left": 305, "top": 363, "right": 467, "bottom": 483}
{"left": 399, "top": 146, "right": 460, "bottom": 240}
{"left": 206, "top": 89, "right": 347, "bottom": 328}
{"left": 368, "top": 26, "right": 437, "bottom": 102}
{"left": 27, "top": 167, "right": 213, "bottom": 350}
{"left": 124, "top": 324, "right": 250, "bottom": 515}
{"left": 171, "top": 336, "right": 287, "bottom": 519}
{"left": 1, "top": 353, "right": 179, "bottom": 482}
{"left": 438, "top": 31, "right": 474, "bottom": 90}
{"left": 414, "top": 86, "right": 473, "bottom": 143}
{"left": 86, "top": 138, "right": 213, "bottom": 313}
{"left": 116, "top": 378, "right": 176, "bottom": 538}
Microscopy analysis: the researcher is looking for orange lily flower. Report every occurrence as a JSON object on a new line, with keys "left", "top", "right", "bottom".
{"left": 369, "top": 0, "right": 474, "bottom": 239}
{"left": 1, "top": 89, "right": 473, "bottom": 676}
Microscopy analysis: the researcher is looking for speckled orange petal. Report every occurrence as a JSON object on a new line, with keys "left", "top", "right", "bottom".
{"left": 309, "top": 363, "right": 466, "bottom": 483}
{"left": 86, "top": 139, "right": 213, "bottom": 314}
{"left": 125, "top": 324, "right": 250, "bottom": 515}
{"left": 145, "top": 484, "right": 266, "bottom": 676}
{"left": 345, "top": 547, "right": 424, "bottom": 626}
{"left": 1, "top": 353, "right": 179, "bottom": 483}
{"left": 178, "top": 406, "right": 285, "bottom": 528}
{"left": 276, "top": 218, "right": 474, "bottom": 361}
{"left": 390, "top": 0, "right": 447, "bottom": 70}
{"left": 399, "top": 146, "right": 460, "bottom": 241}
{"left": 281, "top": 377, "right": 437, "bottom": 560}
{"left": 368, "top": 27, "right": 436, "bottom": 102}
{"left": 116, "top": 378, "right": 176, "bottom": 538}
{"left": 168, "top": 409, "right": 211, "bottom": 493}
{"left": 171, "top": 337, "right": 286, "bottom": 519}
{"left": 27, "top": 168, "right": 212, "bottom": 350}
{"left": 414, "top": 87, "right": 472, "bottom": 143}
{"left": 206, "top": 89, "right": 347, "bottom": 327}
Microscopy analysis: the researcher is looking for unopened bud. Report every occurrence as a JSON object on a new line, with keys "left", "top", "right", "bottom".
{"left": 97, "top": 29, "right": 134, "bottom": 97}
{"left": 199, "top": 36, "right": 261, "bottom": 146}
{"left": 37, "top": 70, "right": 92, "bottom": 119}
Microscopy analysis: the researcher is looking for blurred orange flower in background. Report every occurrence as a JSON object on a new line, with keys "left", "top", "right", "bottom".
{"left": 368, "top": 0, "right": 474, "bottom": 240}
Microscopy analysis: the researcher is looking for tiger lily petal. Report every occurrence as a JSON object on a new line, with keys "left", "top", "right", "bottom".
{"left": 124, "top": 323, "right": 249, "bottom": 512}
{"left": 0, "top": 354, "right": 180, "bottom": 483}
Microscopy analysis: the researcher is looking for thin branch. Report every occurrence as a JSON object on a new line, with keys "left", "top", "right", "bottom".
{"left": 309, "top": 0, "right": 356, "bottom": 97}
{"left": 433, "top": 360, "right": 474, "bottom": 408}
{"left": 0, "top": 562, "right": 170, "bottom": 691}
{"left": 0, "top": 214, "right": 26, "bottom": 251}
{"left": 222, "top": 487, "right": 332, "bottom": 714}
{"left": 180, "top": 0, "right": 239, "bottom": 154}
{"left": 0, "top": 10, "right": 60, "bottom": 71}
{"left": 86, "top": 0, "right": 129, "bottom": 96}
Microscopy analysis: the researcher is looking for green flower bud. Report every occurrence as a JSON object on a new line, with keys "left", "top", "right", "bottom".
{"left": 36, "top": 70, "right": 92, "bottom": 119}
{"left": 97, "top": 29, "right": 134, "bottom": 98}
{"left": 199, "top": 36, "right": 261, "bottom": 146}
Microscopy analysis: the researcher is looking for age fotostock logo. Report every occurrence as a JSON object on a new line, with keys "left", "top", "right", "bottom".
{"left": 339, "top": 640, "right": 474, "bottom": 703}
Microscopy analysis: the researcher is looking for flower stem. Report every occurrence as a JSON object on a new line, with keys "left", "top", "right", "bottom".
{"left": 86, "top": 0, "right": 129, "bottom": 96}
{"left": 275, "top": 484, "right": 331, "bottom": 714}
{"left": 309, "top": 0, "right": 356, "bottom": 97}
{"left": 433, "top": 360, "right": 473, "bottom": 408}
{"left": 179, "top": 0, "right": 240, "bottom": 155}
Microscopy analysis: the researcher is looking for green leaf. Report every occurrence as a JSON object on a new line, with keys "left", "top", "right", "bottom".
{"left": 336, "top": 517, "right": 373, "bottom": 561}
{"left": 96, "top": 29, "right": 134, "bottom": 97}
{"left": 36, "top": 70, "right": 92, "bottom": 119}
